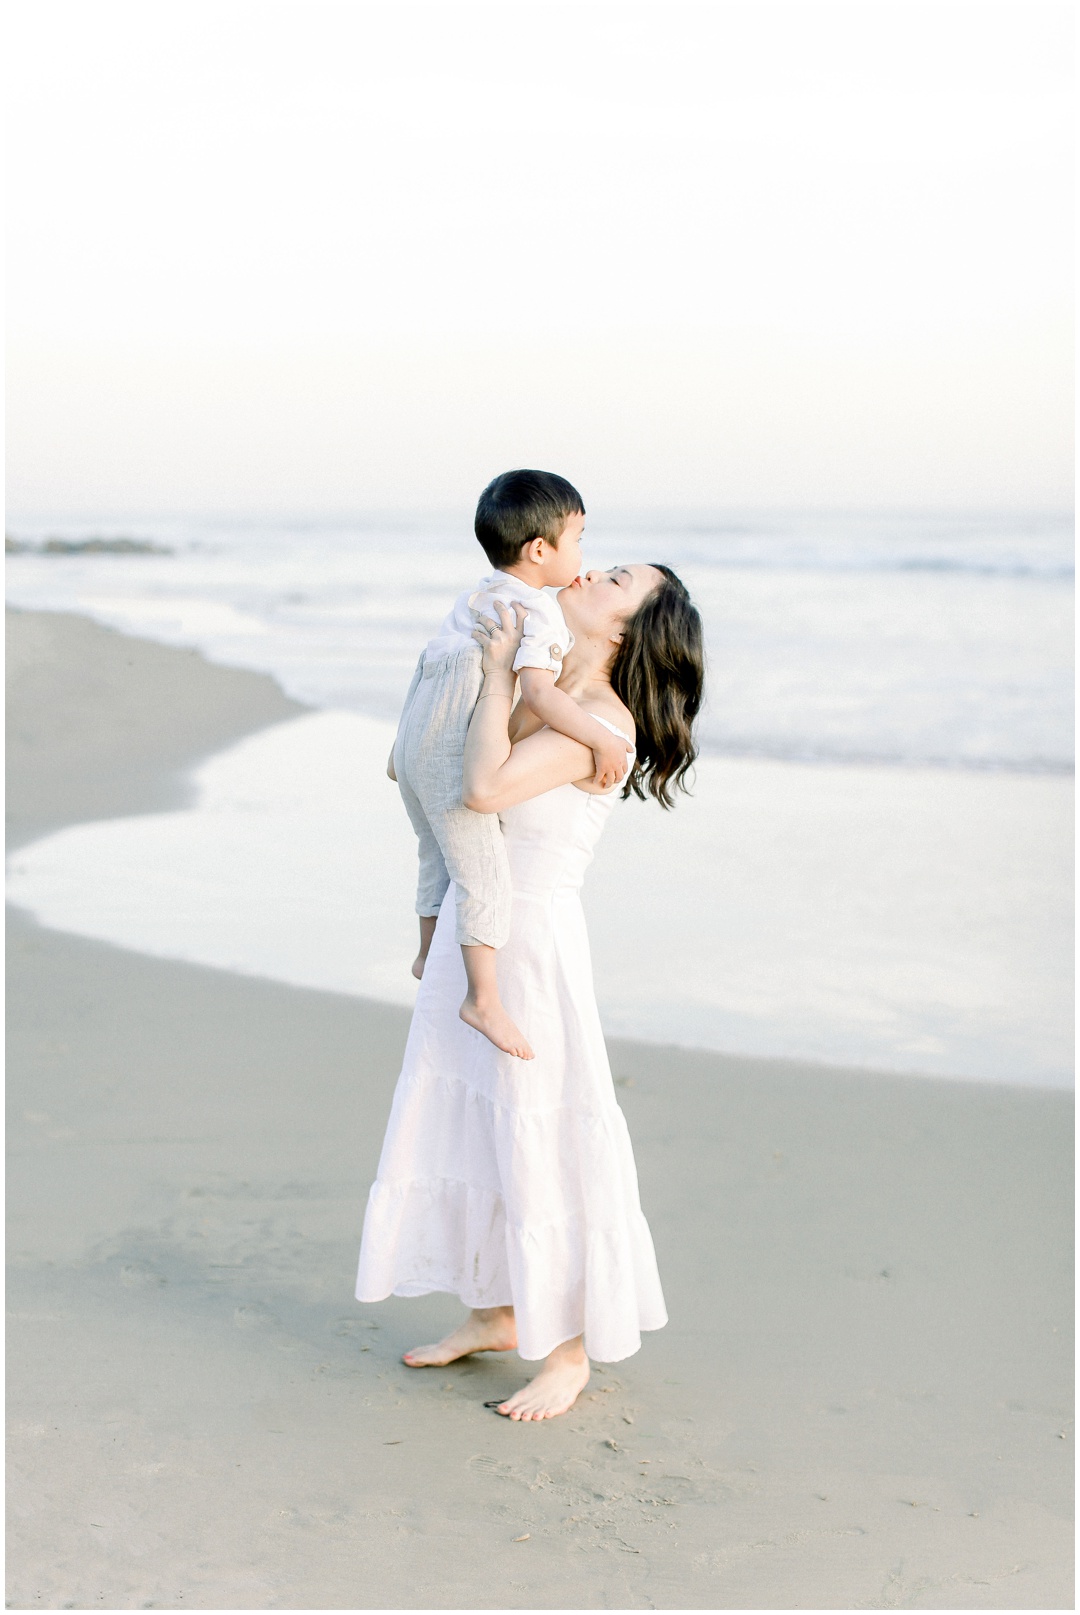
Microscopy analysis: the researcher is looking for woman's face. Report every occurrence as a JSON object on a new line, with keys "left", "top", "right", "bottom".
{"left": 558, "top": 564, "right": 664, "bottom": 646}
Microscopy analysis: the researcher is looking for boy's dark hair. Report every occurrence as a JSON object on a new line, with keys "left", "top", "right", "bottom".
{"left": 475, "top": 469, "right": 585, "bottom": 568}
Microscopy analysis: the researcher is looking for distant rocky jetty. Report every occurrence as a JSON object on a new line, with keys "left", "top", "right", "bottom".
{"left": 6, "top": 535, "right": 172, "bottom": 555}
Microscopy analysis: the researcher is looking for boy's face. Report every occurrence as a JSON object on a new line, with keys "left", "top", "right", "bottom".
{"left": 540, "top": 512, "right": 585, "bottom": 587}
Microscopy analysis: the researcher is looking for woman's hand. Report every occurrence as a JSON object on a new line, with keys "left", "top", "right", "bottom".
{"left": 472, "top": 599, "right": 527, "bottom": 678}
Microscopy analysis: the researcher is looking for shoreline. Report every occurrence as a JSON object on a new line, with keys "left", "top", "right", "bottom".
{"left": 6, "top": 607, "right": 1073, "bottom": 1609}
{"left": 8, "top": 611, "right": 1071, "bottom": 1089}
{"left": 5, "top": 605, "right": 309, "bottom": 851}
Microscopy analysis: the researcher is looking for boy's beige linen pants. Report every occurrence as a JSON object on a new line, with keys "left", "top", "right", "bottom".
{"left": 393, "top": 645, "right": 512, "bottom": 949}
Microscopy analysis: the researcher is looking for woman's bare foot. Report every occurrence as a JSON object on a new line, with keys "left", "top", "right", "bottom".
{"left": 493, "top": 1337, "right": 590, "bottom": 1420}
{"left": 402, "top": 1306, "right": 517, "bottom": 1367}
{"left": 460, "top": 995, "right": 534, "bottom": 1059}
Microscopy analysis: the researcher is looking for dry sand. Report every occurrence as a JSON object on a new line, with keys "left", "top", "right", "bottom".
{"left": 6, "top": 607, "right": 1074, "bottom": 1610}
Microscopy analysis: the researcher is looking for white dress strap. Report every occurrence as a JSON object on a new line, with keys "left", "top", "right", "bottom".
{"left": 587, "top": 711, "right": 636, "bottom": 750}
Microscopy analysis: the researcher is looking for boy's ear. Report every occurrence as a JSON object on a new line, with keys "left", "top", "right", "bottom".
{"left": 521, "top": 536, "right": 546, "bottom": 565}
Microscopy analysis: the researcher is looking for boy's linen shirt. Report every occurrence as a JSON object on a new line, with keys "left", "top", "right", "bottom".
{"left": 425, "top": 569, "right": 575, "bottom": 681}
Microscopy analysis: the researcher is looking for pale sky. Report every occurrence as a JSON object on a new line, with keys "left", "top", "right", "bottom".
{"left": 6, "top": 0, "right": 1073, "bottom": 515}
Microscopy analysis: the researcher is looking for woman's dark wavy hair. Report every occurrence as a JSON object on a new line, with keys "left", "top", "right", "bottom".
{"left": 611, "top": 564, "right": 704, "bottom": 809}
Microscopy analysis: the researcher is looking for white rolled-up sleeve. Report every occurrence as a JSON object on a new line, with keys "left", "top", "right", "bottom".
{"left": 510, "top": 597, "right": 573, "bottom": 678}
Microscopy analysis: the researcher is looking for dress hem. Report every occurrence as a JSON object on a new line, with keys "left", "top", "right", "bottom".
{"left": 354, "top": 1278, "right": 667, "bottom": 1364}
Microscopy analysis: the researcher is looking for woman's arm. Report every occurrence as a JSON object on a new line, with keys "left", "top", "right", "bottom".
{"left": 506, "top": 691, "right": 538, "bottom": 744}
{"left": 463, "top": 603, "right": 599, "bottom": 814}
{"left": 463, "top": 692, "right": 600, "bottom": 813}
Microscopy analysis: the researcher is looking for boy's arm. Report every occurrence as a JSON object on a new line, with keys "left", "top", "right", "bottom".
{"left": 517, "top": 667, "right": 630, "bottom": 790}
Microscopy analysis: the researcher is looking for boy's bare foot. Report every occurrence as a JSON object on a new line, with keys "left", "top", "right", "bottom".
{"left": 402, "top": 1307, "right": 517, "bottom": 1367}
{"left": 493, "top": 1338, "right": 590, "bottom": 1420}
{"left": 460, "top": 996, "right": 534, "bottom": 1059}
{"left": 459, "top": 943, "right": 532, "bottom": 1057}
{"left": 412, "top": 915, "right": 437, "bottom": 981}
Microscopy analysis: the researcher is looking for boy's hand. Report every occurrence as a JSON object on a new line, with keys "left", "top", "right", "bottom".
{"left": 591, "top": 726, "right": 632, "bottom": 790}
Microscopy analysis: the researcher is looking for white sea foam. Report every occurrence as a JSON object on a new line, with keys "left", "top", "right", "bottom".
{"left": 7, "top": 710, "right": 1072, "bottom": 1085}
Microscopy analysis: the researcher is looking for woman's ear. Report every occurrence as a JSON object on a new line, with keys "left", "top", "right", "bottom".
{"left": 609, "top": 632, "right": 623, "bottom": 645}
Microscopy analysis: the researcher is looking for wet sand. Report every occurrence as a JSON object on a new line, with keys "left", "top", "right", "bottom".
{"left": 6, "top": 608, "right": 1073, "bottom": 1609}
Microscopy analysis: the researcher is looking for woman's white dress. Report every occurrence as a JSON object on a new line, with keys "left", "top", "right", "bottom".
{"left": 354, "top": 718, "right": 667, "bottom": 1363}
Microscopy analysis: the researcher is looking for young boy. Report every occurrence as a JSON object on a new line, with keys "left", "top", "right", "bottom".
{"left": 389, "top": 469, "right": 630, "bottom": 1060}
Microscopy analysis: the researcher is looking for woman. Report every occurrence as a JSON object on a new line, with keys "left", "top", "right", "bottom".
{"left": 356, "top": 562, "right": 704, "bottom": 1420}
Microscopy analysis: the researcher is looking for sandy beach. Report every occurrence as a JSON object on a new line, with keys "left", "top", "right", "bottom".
{"left": 6, "top": 608, "right": 1073, "bottom": 1609}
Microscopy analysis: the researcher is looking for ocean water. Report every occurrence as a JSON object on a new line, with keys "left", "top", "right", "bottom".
{"left": 6, "top": 712, "right": 1071, "bottom": 1084}
{"left": 5, "top": 508, "right": 1073, "bottom": 772}
{"left": 5, "top": 509, "right": 1074, "bottom": 1084}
